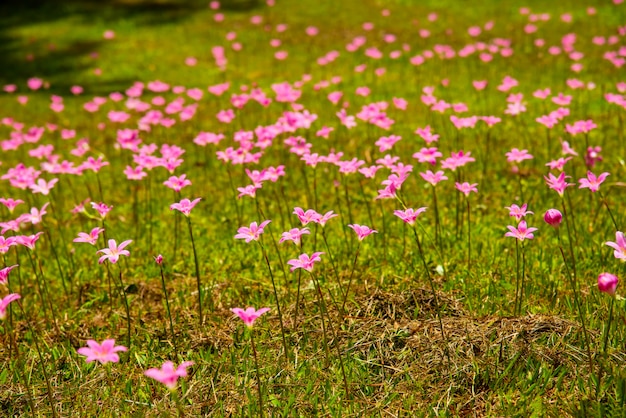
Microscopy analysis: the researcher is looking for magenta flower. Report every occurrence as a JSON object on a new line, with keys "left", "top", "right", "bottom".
{"left": 543, "top": 209, "right": 563, "bottom": 228}
{"left": 91, "top": 202, "right": 113, "bottom": 219}
{"left": 314, "top": 210, "right": 339, "bottom": 227}
{"left": 393, "top": 207, "right": 427, "bottom": 225}
{"left": 598, "top": 272, "right": 618, "bottom": 295}
{"left": 287, "top": 252, "right": 324, "bottom": 272}
{"left": 605, "top": 231, "right": 626, "bottom": 260}
{"left": 544, "top": 172, "right": 573, "bottom": 196}
{"left": 455, "top": 182, "right": 478, "bottom": 196}
{"left": 170, "top": 198, "right": 201, "bottom": 217}
{"left": 15, "top": 232, "right": 44, "bottom": 250}
{"left": 293, "top": 207, "right": 321, "bottom": 225}
{"left": 0, "top": 293, "right": 20, "bottom": 319}
{"left": 419, "top": 170, "right": 447, "bottom": 186}
{"left": 73, "top": 227, "right": 105, "bottom": 245}
{"left": 154, "top": 254, "right": 164, "bottom": 265}
{"left": 505, "top": 203, "right": 534, "bottom": 221}
{"left": 0, "top": 264, "right": 18, "bottom": 285}
{"left": 0, "top": 236, "right": 16, "bottom": 254}
{"left": 505, "top": 221, "right": 538, "bottom": 241}
{"left": 0, "top": 198, "right": 24, "bottom": 213}
{"left": 505, "top": 148, "right": 534, "bottom": 163}
{"left": 77, "top": 339, "right": 127, "bottom": 364}
{"left": 578, "top": 171, "right": 609, "bottom": 192}
{"left": 163, "top": 174, "right": 192, "bottom": 192}
{"left": 279, "top": 227, "right": 310, "bottom": 245}
{"left": 234, "top": 220, "right": 271, "bottom": 243}
{"left": 348, "top": 224, "right": 377, "bottom": 241}
{"left": 97, "top": 239, "right": 132, "bottom": 264}
{"left": 144, "top": 361, "right": 194, "bottom": 390}
{"left": 231, "top": 307, "right": 270, "bottom": 327}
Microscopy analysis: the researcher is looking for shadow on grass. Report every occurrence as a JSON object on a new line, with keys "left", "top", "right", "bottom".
{"left": 0, "top": 0, "right": 261, "bottom": 93}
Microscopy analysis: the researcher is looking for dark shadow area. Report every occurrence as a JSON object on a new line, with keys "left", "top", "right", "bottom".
{"left": 0, "top": 0, "right": 261, "bottom": 94}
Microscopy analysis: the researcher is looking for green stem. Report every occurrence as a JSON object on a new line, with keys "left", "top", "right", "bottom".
{"left": 596, "top": 296, "right": 615, "bottom": 401}
{"left": 340, "top": 243, "right": 360, "bottom": 314}
{"left": 186, "top": 217, "right": 205, "bottom": 324}
{"left": 411, "top": 227, "right": 448, "bottom": 360}
{"left": 159, "top": 264, "right": 176, "bottom": 345}
{"left": 310, "top": 272, "right": 331, "bottom": 368}
{"left": 116, "top": 266, "right": 132, "bottom": 350}
{"left": 258, "top": 242, "right": 289, "bottom": 364}
{"left": 17, "top": 301, "right": 58, "bottom": 418}
{"left": 250, "top": 331, "right": 265, "bottom": 418}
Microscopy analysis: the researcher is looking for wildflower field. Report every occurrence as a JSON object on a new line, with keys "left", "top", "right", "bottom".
{"left": 1, "top": 0, "right": 626, "bottom": 415}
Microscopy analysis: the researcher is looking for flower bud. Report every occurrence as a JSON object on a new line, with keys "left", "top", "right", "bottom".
{"left": 543, "top": 209, "right": 562, "bottom": 227}
{"left": 598, "top": 272, "right": 618, "bottom": 295}
{"left": 154, "top": 254, "right": 163, "bottom": 265}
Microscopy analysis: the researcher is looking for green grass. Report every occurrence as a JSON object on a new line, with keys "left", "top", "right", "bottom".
{"left": 1, "top": 0, "right": 626, "bottom": 416}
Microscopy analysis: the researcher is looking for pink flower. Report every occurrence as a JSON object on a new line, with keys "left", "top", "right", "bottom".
{"left": 28, "top": 178, "right": 58, "bottom": 195}
{"left": 77, "top": 339, "right": 127, "bottom": 364}
{"left": 505, "top": 221, "right": 538, "bottom": 241}
{"left": 293, "top": 207, "right": 321, "bottom": 225}
{"left": 0, "top": 264, "right": 18, "bottom": 285}
{"left": 313, "top": 211, "right": 339, "bottom": 227}
{"left": 348, "top": 224, "right": 377, "bottom": 241}
{"left": 0, "top": 293, "right": 20, "bottom": 319}
{"left": 585, "top": 146, "right": 603, "bottom": 167}
{"left": 578, "top": 171, "right": 609, "bottom": 192}
{"left": 506, "top": 148, "right": 533, "bottom": 163}
{"left": 455, "top": 182, "right": 478, "bottom": 196}
{"left": 605, "top": 231, "right": 626, "bottom": 261}
{"left": 543, "top": 209, "right": 562, "bottom": 227}
{"left": 505, "top": 203, "right": 533, "bottom": 221}
{"left": 231, "top": 306, "right": 270, "bottom": 327}
{"left": 154, "top": 254, "right": 163, "bottom": 265}
{"left": 73, "top": 227, "right": 105, "bottom": 245}
{"left": 279, "top": 227, "right": 310, "bottom": 245}
{"left": 91, "top": 202, "right": 113, "bottom": 219}
{"left": 97, "top": 239, "right": 132, "bottom": 264}
{"left": 0, "top": 198, "right": 24, "bottom": 213}
{"left": 598, "top": 273, "right": 618, "bottom": 295}
{"left": 393, "top": 208, "right": 427, "bottom": 225}
{"left": 15, "top": 233, "right": 44, "bottom": 250}
{"left": 163, "top": 174, "right": 192, "bottom": 192}
{"left": 144, "top": 361, "right": 194, "bottom": 390}
{"left": 419, "top": 170, "right": 447, "bottom": 186}
{"left": 287, "top": 252, "right": 324, "bottom": 272}
{"left": 170, "top": 198, "right": 201, "bottom": 217}
{"left": 234, "top": 220, "right": 271, "bottom": 243}
{"left": 544, "top": 172, "right": 573, "bottom": 196}
{"left": 545, "top": 157, "right": 572, "bottom": 171}
{"left": 0, "top": 236, "right": 17, "bottom": 254}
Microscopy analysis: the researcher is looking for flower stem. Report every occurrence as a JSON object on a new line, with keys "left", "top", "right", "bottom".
{"left": 411, "top": 227, "right": 448, "bottom": 361}
{"left": 186, "top": 217, "right": 205, "bottom": 324}
{"left": 159, "top": 264, "right": 176, "bottom": 345}
{"left": 556, "top": 230, "right": 594, "bottom": 394}
{"left": 16, "top": 301, "right": 58, "bottom": 418}
{"left": 432, "top": 186, "right": 442, "bottom": 251}
{"left": 340, "top": 243, "right": 360, "bottom": 315}
{"left": 598, "top": 191, "right": 619, "bottom": 231}
{"left": 249, "top": 331, "right": 265, "bottom": 418}
{"left": 596, "top": 295, "right": 615, "bottom": 401}
{"left": 171, "top": 387, "right": 185, "bottom": 417}
{"left": 514, "top": 239, "right": 521, "bottom": 316}
{"left": 309, "top": 272, "right": 331, "bottom": 368}
{"left": 321, "top": 227, "right": 343, "bottom": 296}
{"left": 258, "top": 243, "right": 289, "bottom": 364}
{"left": 466, "top": 197, "right": 471, "bottom": 272}
{"left": 116, "top": 266, "right": 132, "bottom": 350}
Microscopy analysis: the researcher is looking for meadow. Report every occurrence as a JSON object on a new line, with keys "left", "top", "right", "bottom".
{"left": 1, "top": 0, "right": 626, "bottom": 415}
